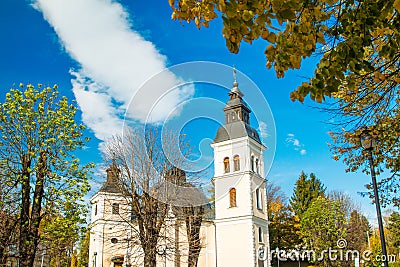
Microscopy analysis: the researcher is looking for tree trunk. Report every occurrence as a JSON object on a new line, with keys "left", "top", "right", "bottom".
{"left": 143, "top": 249, "right": 157, "bottom": 267}
{"left": 29, "top": 152, "right": 47, "bottom": 265}
{"left": 185, "top": 206, "right": 204, "bottom": 267}
{"left": 0, "top": 217, "right": 18, "bottom": 264}
{"left": 19, "top": 153, "right": 32, "bottom": 267}
{"left": 19, "top": 152, "right": 47, "bottom": 267}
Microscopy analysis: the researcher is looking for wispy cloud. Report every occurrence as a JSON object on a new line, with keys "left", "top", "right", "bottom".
{"left": 258, "top": 121, "right": 269, "bottom": 139}
{"left": 286, "top": 133, "right": 307, "bottom": 155}
{"left": 33, "top": 0, "right": 194, "bottom": 141}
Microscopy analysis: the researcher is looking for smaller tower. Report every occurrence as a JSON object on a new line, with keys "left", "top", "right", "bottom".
{"left": 89, "top": 163, "right": 130, "bottom": 267}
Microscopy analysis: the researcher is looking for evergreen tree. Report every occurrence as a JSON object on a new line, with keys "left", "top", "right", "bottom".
{"left": 290, "top": 171, "right": 326, "bottom": 216}
{"left": 388, "top": 211, "right": 400, "bottom": 255}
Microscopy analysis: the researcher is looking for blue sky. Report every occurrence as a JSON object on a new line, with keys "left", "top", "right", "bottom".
{"left": 0, "top": 0, "right": 387, "bottom": 221}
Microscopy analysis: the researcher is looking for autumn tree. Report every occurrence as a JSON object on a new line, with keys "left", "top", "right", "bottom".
{"left": 300, "top": 196, "right": 347, "bottom": 267}
{"left": 346, "top": 210, "right": 370, "bottom": 253}
{"left": 104, "top": 127, "right": 206, "bottom": 267}
{"left": 0, "top": 84, "right": 92, "bottom": 267}
{"left": 290, "top": 171, "right": 326, "bottom": 216}
{"left": 387, "top": 211, "right": 400, "bottom": 256}
{"left": 168, "top": 0, "right": 400, "bottom": 207}
{"left": 169, "top": 0, "right": 399, "bottom": 100}
{"left": 266, "top": 180, "right": 300, "bottom": 252}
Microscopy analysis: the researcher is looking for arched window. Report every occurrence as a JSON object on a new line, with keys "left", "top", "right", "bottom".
{"left": 255, "top": 158, "right": 259, "bottom": 174}
{"left": 256, "top": 188, "right": 263, "bottom": 210}
{"left": 223, "top": 157, "right": 230, "bottom": 173}
{"left": 229, "top": 188, "right": 237, "bottom": 207}
{"left": 251, "top": 155, "right": 255, "bottom": 171}
{"left": 233, "top": 155, "right": 240, "bottom": 171}
{"left": 94, "top": 204, "right": 98, "bottom": 216}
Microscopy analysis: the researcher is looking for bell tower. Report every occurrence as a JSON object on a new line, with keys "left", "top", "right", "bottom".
{"left": 211, "top": 70, "right": 270, "bottom": 267}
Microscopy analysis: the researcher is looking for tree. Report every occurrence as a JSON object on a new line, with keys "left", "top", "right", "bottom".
{"left": 346, "top": 210, "right": 370, "bottom": 253}
{"left": 328, "top": 191, "right": 358, "bottom": 227}
{"left": 0, "top": 84, "right": 92, "bottom": 267}
{"left": 0, "top": 163, "right": 19, "bottom": 264}
{"left": 168, "top": 0, "right": 400, "bottom": 207}
{"left": 104, "top": 127, "right": 205, "bottom": 267}
{"left": 183, "top": 205, "right": 204, "bottom": 267}
{"left": 387, "top": 211, "right": 400, "bottom": 255}
{"left": 76, "top": 229, "right": 90, "bottom": 267}
{"left": 364, "top": 229, "right": 384, "bottom": 267}
{"left": 266, "top": 180, "right": 301, "bottom": 252}
{"left": 40, "top": 213, "right": 84, "bottom": 267}
{"left": 169, "top": 0, "right": 399, "bottom": 100}
{"left": 300, "top": 196, "right": 347, "bottom": 267}
{"left": 290, "top": 171, "right": 326, "bottom": 216}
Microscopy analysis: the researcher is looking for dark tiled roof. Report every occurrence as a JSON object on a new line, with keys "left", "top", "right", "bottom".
{"left": 213, "top": 121, "right": 261, "bottom": 143}
{"left": 99, "top": 182, "right": 122, "bottom": 194}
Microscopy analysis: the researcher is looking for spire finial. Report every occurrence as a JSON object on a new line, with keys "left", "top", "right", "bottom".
{"left": 233, "top": 65, "right": 237, "bottom": 83}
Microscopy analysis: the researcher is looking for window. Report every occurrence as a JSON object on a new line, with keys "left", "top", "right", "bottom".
{"left": 258, "top": 227, "right": 263, "bottom": 242}
{"left": 110, "top": 237, "right": 118, "bottom": 244}
{"left": 112, "top": 203, "right": 119, "bottom": 215}
{"left": 255, "top": 158, "right": 259, "bottom": 174}
{"left": 256, "top": 188, "right": 263, "bottom": 210}
{"left": 233, "top": 155, "right": 240, "bottom": 171}
{"left": 223, "top": 157, "right": 230, "bottom": 173}
{"left": 94, "top": 204, "right": 97, "bottom": 215}
{"left": 229, "top": 188, "right": 237, "bottom": 207}
{"left": 251, "top": 155, "right": 255, "bottom": 171}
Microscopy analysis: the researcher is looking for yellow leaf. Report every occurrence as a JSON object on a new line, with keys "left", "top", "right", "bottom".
{"left": 394, "top": 0, "right": 400, "bottom": 13}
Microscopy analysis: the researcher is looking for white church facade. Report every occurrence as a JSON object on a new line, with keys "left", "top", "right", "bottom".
{"left": 88, "top": 77, "right": 271, "bottom": 267}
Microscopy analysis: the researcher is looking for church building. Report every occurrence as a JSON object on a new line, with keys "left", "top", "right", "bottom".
{"left": 88, "top": 75, "right": 271, "bottom": 267}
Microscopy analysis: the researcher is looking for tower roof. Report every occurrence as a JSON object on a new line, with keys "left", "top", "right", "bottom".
{"left": 99, "top": 162, "right": 123, "bottom": 194}
{"left": 214, "top": 121, "right": 261, "bottom": 143}
{"left": 213, "top": 69, "right": 261, "bottom": 144}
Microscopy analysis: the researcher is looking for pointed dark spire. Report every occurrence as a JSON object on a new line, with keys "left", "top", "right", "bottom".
{"left": 100, "top": 159, "right": 122, "bottom": 193}
{"left": 213, "top": 69, "right": 261, "bottom": 143}
{"left": 229, "top": 67, "right": 244, "bottom": 100}
{"left": 223, "top": 67, "right": 250, "bottom": 124}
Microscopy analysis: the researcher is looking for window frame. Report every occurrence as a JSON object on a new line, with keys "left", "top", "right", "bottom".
{"left": 223, "top": 157, "right": 230, "bottom": 173}
{"left": 112, "top": 203, "right": 120, "bottom": 215}
{"left": 233, "top": 155, "right": 240, "bottom": 171}
{"left": 229, "top": 188, "right": 237, "bottom": 208}
{"left": 256, "top": 188, "right": 263, "bottom": 210}
{"left": 258, "top": 226, "right": 263, "bottom": 243}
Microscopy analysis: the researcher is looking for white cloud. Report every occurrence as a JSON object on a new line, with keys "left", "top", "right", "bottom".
{"left": 258, "top": 121, "right": 268, "bottom": 138}
{"left": 286, "top": 133, "right": 307, "bottom": 156}
{"left": 34, "top": 0, "right": 194, "bottom": 141}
